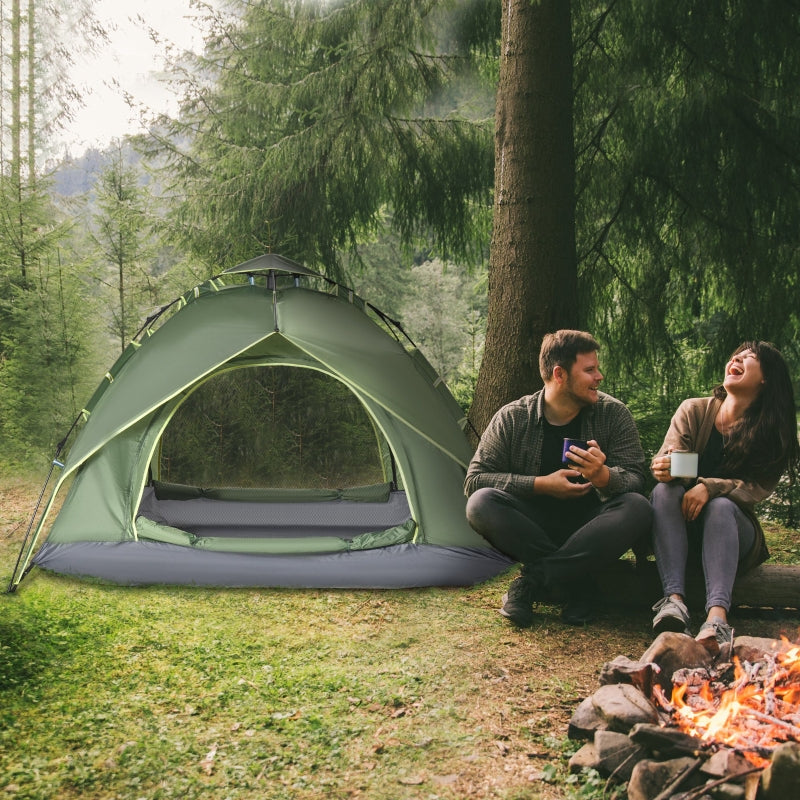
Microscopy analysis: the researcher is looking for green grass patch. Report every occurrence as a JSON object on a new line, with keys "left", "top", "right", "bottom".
{"left": 2, "top": 479, "right": 799, "bottom": 799}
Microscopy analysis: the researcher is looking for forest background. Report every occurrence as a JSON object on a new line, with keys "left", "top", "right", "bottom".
{"left": 1, "top": 0, "right": 799, "bottom": 523}
{"left": 2, "top": 4, "right": 800, "bottom": 798}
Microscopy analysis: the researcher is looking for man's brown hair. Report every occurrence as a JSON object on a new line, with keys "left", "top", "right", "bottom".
{"left": 539, "top": 330, "right": 600, "bottom": 381}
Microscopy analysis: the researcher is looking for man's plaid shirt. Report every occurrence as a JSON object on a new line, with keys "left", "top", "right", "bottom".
{"left": 464, "top": 390, "right": 648, "bottom": 502}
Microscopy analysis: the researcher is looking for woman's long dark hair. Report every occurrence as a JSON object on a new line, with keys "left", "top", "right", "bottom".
{"left": 713, "top": 341, "right": 800, "bottom": 484}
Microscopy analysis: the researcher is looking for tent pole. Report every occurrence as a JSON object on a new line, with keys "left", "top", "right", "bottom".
{"left": 269, "top": 269, "right": 280, "bottom": 331}
{"left": 5, "top": 458, "right": 63, "bottom": 592}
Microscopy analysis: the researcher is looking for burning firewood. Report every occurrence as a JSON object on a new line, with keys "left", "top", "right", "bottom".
{"left": 568, "top": 632, "right": 800, "bottom": 798}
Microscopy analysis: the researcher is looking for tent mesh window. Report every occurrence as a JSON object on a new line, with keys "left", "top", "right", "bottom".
{"left": 157, "top": 365, "right": 392, "bottom": 490}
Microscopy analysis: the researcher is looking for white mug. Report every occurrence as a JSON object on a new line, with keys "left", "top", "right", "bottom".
{"left": 670, "top": 451, "right": 699, "bottom": 478}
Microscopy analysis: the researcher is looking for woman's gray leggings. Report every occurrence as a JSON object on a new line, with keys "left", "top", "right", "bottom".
{"left": 651, "top": 482, "right": 756, "bottom": 612}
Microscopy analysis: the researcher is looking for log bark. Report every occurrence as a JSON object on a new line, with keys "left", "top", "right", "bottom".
{"left": 597, "top": 559, "right": 800, "bottom": 612}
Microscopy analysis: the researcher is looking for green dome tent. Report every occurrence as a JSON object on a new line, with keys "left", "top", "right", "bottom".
{"left": 8, "top": 255, "right": 511, "bottom": 590}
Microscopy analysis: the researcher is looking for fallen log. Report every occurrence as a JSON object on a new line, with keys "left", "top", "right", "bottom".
{"left": 596, "top": 559, "right": 800, "bottom": 613}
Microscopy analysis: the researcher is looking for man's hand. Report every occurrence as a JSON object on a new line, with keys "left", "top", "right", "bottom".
{"left": 681, "top": 483, "right": 709, "bottom": 521}
{"left": 534, "top": 470, "right": 595, "bottom": 499}
{"left": 563, "top": 439, "right": 609, "bottom": 489}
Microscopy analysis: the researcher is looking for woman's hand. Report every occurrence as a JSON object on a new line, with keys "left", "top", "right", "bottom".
{"left": 681, "top": 483, "right": 709, "bottom": 521}
{"left": 651, "top": 454, "right": 673, "bottom": 483}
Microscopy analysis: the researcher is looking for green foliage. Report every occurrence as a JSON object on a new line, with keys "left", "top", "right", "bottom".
{"left": 160, "top": 366, "right": 389, "bottom": 488}
{"left": 0, "top": 173, "right": 103, "bottom": 469}
{"left": 0, "top": 253, "right": 102, "bottom": 466}
{"left": 759, "top": 478, "right": 800, "bottom": 530}
{"left": 346, "top": 241, "right": 488, "bottom": 410}
{"left": 574, "top": 0, "right": 800, "bottom": 398}
{"left": 91, "top": 142, "right": 158, "bottom": 353}
{"left": 563, "top": 768, "right": 622, "bottom": 800}
{"left": 148, "top": 0, "right": 494, "bottom": 276}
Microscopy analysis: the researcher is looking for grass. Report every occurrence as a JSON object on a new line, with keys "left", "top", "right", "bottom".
{"left": 2, "top": 476, "right": 800, "bottom": 800}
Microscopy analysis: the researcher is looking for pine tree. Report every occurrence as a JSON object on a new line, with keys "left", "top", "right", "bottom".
{"left": 0, "top": 0, "right": 107, "bottom": 464}
{"left": 91, "top": 141, "right": 156, "bottom": 353}
{"left": 469, "top": 0, "right": 576, "bottom": 433}
{"left": 146, "top": 0, "right": 494, "bottom": 277}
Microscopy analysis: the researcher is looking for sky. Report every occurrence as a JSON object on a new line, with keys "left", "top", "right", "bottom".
{"left": 61, "top": 0, "right": 207, "bottom": 151}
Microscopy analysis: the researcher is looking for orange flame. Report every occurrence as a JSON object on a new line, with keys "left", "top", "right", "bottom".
{"left": 656, "top": 640, "right": 800, "bottom": 768}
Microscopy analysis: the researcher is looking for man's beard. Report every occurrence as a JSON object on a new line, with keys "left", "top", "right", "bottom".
{"left": 564, "top": 378, "right": 597, "bottom": 407}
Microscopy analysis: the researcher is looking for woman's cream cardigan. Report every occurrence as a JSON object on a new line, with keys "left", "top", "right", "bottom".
{"left": 652, "top": 395, "right": 776, "bottom": 571}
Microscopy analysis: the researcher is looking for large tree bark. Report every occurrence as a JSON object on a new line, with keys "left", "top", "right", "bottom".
{"left": 469, "top": 0, "right": 577, "bottom": 440}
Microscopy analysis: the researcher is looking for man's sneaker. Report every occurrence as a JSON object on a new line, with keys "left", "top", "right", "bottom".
{"left": 499, "top": 575, "right": 540, "bottom": 627}
{"left": 651, "top": 596, "right": 691, "bottom": 635}
{"left": 695, "top": 617, "right": 734, "bottom": 657}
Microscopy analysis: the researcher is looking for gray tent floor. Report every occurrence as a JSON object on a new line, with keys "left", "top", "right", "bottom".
{"left": 32, "top": 540, "right": 515, "bottom": 588}
{"left": 136, "top": 486, "right": 412, "bottom": 539}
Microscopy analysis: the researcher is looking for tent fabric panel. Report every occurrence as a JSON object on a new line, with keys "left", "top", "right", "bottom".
{"left": 151, "top": 481, "right": 392, "bottom": 503}
{"left": 47, "top": 444, "right": 140, "bottom": 544}
{"left": 275, "top": 289, "right": 473, "bottom": 466}
{"left": 63, "top": 287, "right": 280, "bottom": 473}
{"left": 17, "top": 269, "right": 490, "bottom": 590}
{"left": 46, "top": 412, "right": 165, "bottom": 545}
{"left": 368, "top": 411, "right": 486, "bottom": 549}
{"left": 64, "top": 284, "right": 472, "bottom": 476}
{"left": 137, "top": 488, "right": 412, "bottom": 537}
{"left": 134, "top": 517, "right": 196, "bottom": 546}
{"left": 135, "top": 518, "right": 416, "bottom": 554}
{"left": 32, "top": 541, "right": 514, "bottom": 588}
{"left": 222, "top": 253, "right": 317, "bottom": 277}
{"left": 407, "top": 347, "right": 468, "bottom": 428}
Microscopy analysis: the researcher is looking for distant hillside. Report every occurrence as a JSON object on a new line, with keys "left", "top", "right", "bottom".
{"left": 51, "top": 143, "right": 146, "bottom": 197}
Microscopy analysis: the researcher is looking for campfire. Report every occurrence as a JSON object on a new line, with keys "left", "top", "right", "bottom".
{"left": 656, "top": 642, "right": 800, "bottom": 767}
{"left": 568, "top": 631, "right": 800, "bottom": 800}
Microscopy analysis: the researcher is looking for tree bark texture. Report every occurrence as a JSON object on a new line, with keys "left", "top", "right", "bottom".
{"left": 469, "top": 0, "right": 577, "bottom": 440}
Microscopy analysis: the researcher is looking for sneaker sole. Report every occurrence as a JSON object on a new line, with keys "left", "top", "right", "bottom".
{"left": 497, "top": 608, "right": 533, "bottom": 628}
{"left": 653, "top": 615, "right": 691, "bottom": 635}
{"left": 498, "top": 606, "right": 533, "bottom": 627}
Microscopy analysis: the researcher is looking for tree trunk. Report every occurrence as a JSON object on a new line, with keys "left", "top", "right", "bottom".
{"left": 26, "top": 0, "right": 35, "bottom": 181}
{"left": 469, "top": 0, "right": 577, "bottom": 440}
{"left": 10, "top": 0, "right": 26, "bottom": 284}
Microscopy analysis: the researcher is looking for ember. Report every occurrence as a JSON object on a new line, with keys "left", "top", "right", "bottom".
{"left": 568, "top": 632, "right": 800, "bottom": 800}
{"left": 655, "top": 642, "right": 800, "bottom": 767}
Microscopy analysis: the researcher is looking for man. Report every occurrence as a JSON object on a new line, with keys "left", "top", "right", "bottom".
{"left": 465, "top": 330, "right": 652, "bottom": 626}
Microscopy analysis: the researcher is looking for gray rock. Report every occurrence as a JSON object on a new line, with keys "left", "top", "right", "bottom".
{"left": 599, "top": 654, "right": 657, "bottom": 697}
{"left": 568, "top": 695, "right": 608, "bottom": 740}
{"left": 567, "top": 741, "right": 598, "bottom": 774}
{"left": 591, "top": 683, "right": 659, "bottom": 733}
{"left": 627, "top": 756, "right": 704, "bottom": 800}
{"left": 593, "top": 729, "right": 647, "bottom": 781}
{"left": 760, "top": 741, "right": 800, "bottom": 799}
{"left": 640, "top": 632, "right": 714, "bottom": 692}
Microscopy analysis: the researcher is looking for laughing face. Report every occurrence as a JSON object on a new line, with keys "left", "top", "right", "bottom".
{"left": 564, "top": 351, "right": 604, "bottom": 407}
{"left": 723, "top": 348, "right": 765, "bottom": 396}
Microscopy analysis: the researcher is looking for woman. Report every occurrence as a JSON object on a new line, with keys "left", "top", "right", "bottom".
{"left": 649, "top": 341, "right": 799, "bottom": 653}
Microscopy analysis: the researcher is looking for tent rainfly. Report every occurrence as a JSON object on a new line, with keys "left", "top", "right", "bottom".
{"left": 8, "top": 254, "right": 512, "bottom": 590}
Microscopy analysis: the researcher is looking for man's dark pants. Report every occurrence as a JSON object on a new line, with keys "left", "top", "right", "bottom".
{"left": 465, "top": 487, "right": 652, "bottom": 597}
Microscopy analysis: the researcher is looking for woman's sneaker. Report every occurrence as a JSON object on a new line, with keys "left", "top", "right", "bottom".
{"left": 651, "top": 596, "right": 691, "bottom": 635}
{"left": 695, "top": 617, "right": 734, "bottom": 657}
